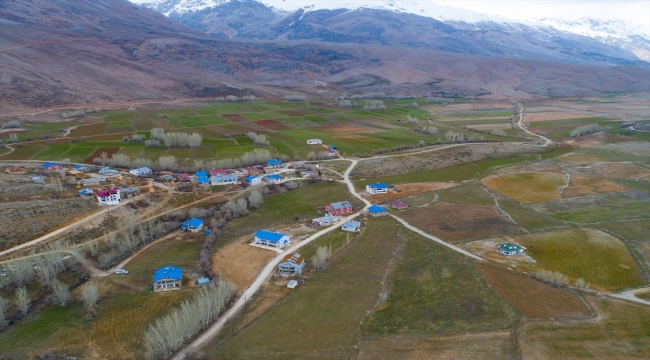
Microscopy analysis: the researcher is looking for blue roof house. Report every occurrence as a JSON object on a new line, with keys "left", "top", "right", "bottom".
{"left": 329, "top": 145, "right": 337, "bottom": 150}
{"left": 99, "top": 167, "right": 119, "bottom": 176}
{"left": 196, "top": 171, "right": 209, "bottom": 185}
{"left": 181, "top": 218, "right": 204, "bottom": 233}
{"left": 73, "top": 164, "right": 90, "bottom": 171}
{"left": 79, "top": 188, "right": 94, "bottom": 197}
{"left": 42, "top": 162, "right": 63, "bottom": 170}
{"left": 245, "top": 175, "right": 262, "bottom": 186}
{"left": 265, "top": 174, "right": 281, "bottom": 183}
{"left": 342, "top": 220, "right": 361, "bottom": 232}
{"left": 254, "top": 230, "right": 291, "bottom": 248}
{"left": 368, "top": 205, "right": 388, "bottom": 217}
{"left": 266, "top": 159, "right": 284, "bottom": 168}
{"left": 366, "top": 182, "right": 388, "bottom": 194}
{"left": 153, "top": 266, "right": 182, "bottom": 292}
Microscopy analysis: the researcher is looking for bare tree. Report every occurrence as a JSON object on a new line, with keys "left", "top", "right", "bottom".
{"left": 81, "top": 282, "right": 100, "bottom": 311}
{"left": 52, "top": 280, "right": 70, "bottom": 307}
{"left": 247, "top": 189, "right": 263, "bottom": 208}
{"left": 311, "top": 245, "right": 331, "bottom": 271}
{"left": 14, "top": 287, "right": 30, "bottom": 316}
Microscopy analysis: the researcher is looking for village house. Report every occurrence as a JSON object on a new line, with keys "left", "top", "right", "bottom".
{"left": 326, "top": 201, "right": 353, "bottom": 216}
{"left": 66, "top": 170, "right": 85, "bottom": 179}
{"left": 79, "top": 176, "right": 107, "bottom": 187}
{"left": 99, "top": 167, "right": 119, "bottom": 176}
{"left": 42, "top": 162, "right": 63, "bottom": 171}
{"left": 96, "top": 187, "right": 120, "bottom": 205}
{"left": 119, "top": 186, "right": 140, "bottom": 198}
{"left": 498, "top": 243, "right": 525, "bottom": 256}
{"left": 341, "top": 220, "right": 361, "bottom": 232}
{"left": 195, "top": 171, "right": 209, "bottom": 186}
{"left": 278, "top": 253, "right": 305, "bottom": 276}
{"left": 153, "top": 266, "right": 182, "bottom": 292}
{"left": 210, "top": 168, "right": 228, "bottom": 176}
{"left": 265, "top": 174, "right": 281, "bottom": 184}
{"left": 306, "top": 139, "right": 322, "bottom": 145}
{"left": 245, "top": 175, "right": 261, "bottom": 186}
{"left": 321, "top": 149, "right": 337, "bottom": 157}
{"left": 266, "top": 159, "right": 284, "bottom": 169}
{"left": 254, "top": 230, "right": 291, "bottom": 248}
{"left": 210, "top": 174, "right": 239, "bottom": 186}
{"left": 78, "top": 188, "right": 94, "bottom": 198}
{"left": 196, "top": 277, "right": 210, "bottom": 286}
{"left": 242, "top": 165, "right": 263, "bottom": 176}
{"left": 130, "top": 167, "right": 152, "bottom": 177}
{"left": 366, "top": 183, "right": 388, "bottom": 194}
{"left": 329, "top": 145, "right": 337, "bottom": 150}
{"left": 389, "top": 200, "right": 409, "bottom": 210}
{"left": 176, "top": 173, "right": 191, "bottom": 182}
{"left": 181, "top": 218, "right": 204, "bottom": 233}
{"left": 5, "top": 167, "right": 25, "bottom": 175}
{"left": 368, "top": 205, "right": 388, "bottom": 217}
{"left": 312, "top": 215, "right": 340, "bottom": 227}
{"left": 72, "top": 164, "right": 90, "bottom": 172}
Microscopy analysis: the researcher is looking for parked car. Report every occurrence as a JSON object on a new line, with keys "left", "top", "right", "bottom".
{"left": 114, "top": 269, "right": 129, "bottom": 275}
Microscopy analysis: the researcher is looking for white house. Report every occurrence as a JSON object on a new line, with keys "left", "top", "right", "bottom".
{"left": 341, "top": 220, "right": 361, "bottom": 232}
{"left": 307, "top": 139, "right": 322, "bottom": 145}
{"left": 498, "top": 243, "right": 525, "bottom": 256}
{"left": 99, "top": 167, "right": 119, "bottom": 176}
{"left": 130, "top": 167, "right": 152, "bottom": 177}
{"left": 96, "top": 187, "right": 120, "bottom": 205}
{"left": 366, "top": 183, "right": 388, "bottom": 194}
{"left": 278, "top": 253, "right": 305, "bottom": 276}
{"left": 245, "top": 176, "right": 261, "bottom": 186}
{"left": 210, "top": 174, "right": 239, "bottom": 186}
{"left": 254, "top": 230, "right": 291, "bottom": 248}
{"left": 153, "top": 266, "right": 182, "bottom": 292}
{"left": 265, "top": 174, "right": 281, "bottom": 184}
{"left": 312, "top": 215, "right": 340, "bottom": 227}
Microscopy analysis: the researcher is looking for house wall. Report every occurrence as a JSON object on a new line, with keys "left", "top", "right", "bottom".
{"left": 154, "top": 278, "right": 182, "bottom": 292}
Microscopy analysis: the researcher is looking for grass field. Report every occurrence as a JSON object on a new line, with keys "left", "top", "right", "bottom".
{"left": 363, "top": 233, "right": 518, "bottom": 336}
{"left": 514, "top": 228, "right": 644, "bottom": 291}
{"left": 437, "top": 183, "right": 494, "bottom": 205}
{"left": 530, "top": 191, "right": 650, "bottom": 223}
{"left": 482, "top": 172, "right": 566, "bottom": 203}
{"left": 476, "top": 264, "right": 589, "bottom": 319}
{"left": 519, "top": 296, "right": 650, "bottom": 359}
{"left": 206, "top": 217, "right": 404, "bottom": 359}
{"left": 497, "top": 199, "right": 564, "bottom": 230}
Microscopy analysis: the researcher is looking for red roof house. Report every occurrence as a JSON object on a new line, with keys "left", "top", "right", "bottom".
{"left": 389, "top": 200, "right": 409, "bottom": 210}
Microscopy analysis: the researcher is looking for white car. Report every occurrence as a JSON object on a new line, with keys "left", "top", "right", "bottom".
{"left": 114, "top": 269, "right": 129, "bottom": 275}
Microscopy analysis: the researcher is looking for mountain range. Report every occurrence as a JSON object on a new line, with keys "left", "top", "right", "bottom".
{"left": 0, "top": 0, "right": 648, "bottom": 112}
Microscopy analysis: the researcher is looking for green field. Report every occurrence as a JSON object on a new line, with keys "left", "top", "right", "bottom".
{"left": 438, "top": 184, "right": 494, "bottom": 205}
{"left": 531, "top": 191, "right": 650, "bottom": 223}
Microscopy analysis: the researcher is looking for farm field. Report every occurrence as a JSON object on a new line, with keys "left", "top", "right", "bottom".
{"left": 481, "top": 172, "right": 566, "bottom": 203}
{"left": 562, "top": 175, "right": 628, "bottom": 198}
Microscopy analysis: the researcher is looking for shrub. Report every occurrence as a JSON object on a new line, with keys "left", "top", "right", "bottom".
{"left": 1, "top": 120, "right": 20, "bottom": 129}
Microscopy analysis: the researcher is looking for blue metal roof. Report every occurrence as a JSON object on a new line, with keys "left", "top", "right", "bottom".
{"left": 73, "top": 164, "right": 89, "bottom": 170}
{"left": 42, "top": 162, "right": 61, "bottom": 168}
{"left": 266, "top": 159, "right": 284, "bottom": 166}
{"left": 79, "top": 188, "right": 94, "bottom": 195}
{"left": 330, "top": 201, "right": 352, "bottom": 210}
{"left": 182, "top": 218, "right": 203, "bottom": 229}
{"left": 368, "top": 183, "right": 388, "bottom": 189}
{"left": 266, "top": 174, "right": 281, "bottom": 180}
{"left": 153, "top": 266, "right": 182, "bottom": 282}
{"left": 245, "top": 176, "right": 259, "bottom": 181}
{"left": 329, "top": 145, "right": 337, "bottom": 149}
{"left": 342, "top": 220, "right": 361, "bottom": 229}
{"left": 196, "top": 171, "right": 208, "bottom": 177}
{"left": 254, "top": 230, "right": 288, "bottom": 243}
{"left": 368, "top": 205, "right": 387, "bottom": 213}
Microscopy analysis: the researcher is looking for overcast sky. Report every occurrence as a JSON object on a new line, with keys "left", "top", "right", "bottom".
{"left": 433, "top": 0, "right": 649, "bottom": 28}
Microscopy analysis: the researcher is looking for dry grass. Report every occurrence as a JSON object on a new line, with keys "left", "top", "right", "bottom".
{"left": 482, "top": 172, "right": 565, "bottom": 203}
{"left": 554, "top": 152, "right": 611, "bottom": 165}
{"left": 332, "top": 134, "right": 386, "bottom": 144}
{"left": 563, "top": 135, "right": 602, "bottom": 147}
{"left": 83, "top": 146, "right": 121, "bottom": 163}
{"left": 357, "top": 331, "right": 514, "bottom": 360}
{"left": 562, "top": 175, "right": 628, "bottom": 198}
{"left": 211, "top": 243, "right": 278, "bottom": 291}
{"left": 527, "top": 113, "right": 587, "bottom": 122}
{"left": 477, "top": 264, "right": 589, "bottom": 319}
{"left": 400, "top": 202, "right": 522, "bottom": 242}
{"left": 595, "top": 162, "right": 650, "bottom": 179}
{"left": 367, "top": 182, "right": 455, "bottom": 202}
{"left": 222, "top": 114, "right": 248, "bottom": 122}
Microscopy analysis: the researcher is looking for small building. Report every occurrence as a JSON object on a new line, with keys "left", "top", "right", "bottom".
{"left": 284, "top": 181, "right": 297, "bottom": 189}
{"left": 312, "top": 215, "right": 339, "bottom": 227}
{"left": 341, "top": 220, "right": 361, "bottom": 232}
{"left": 97, "top": 187, "right": 120, "bottom": 205}
{"left": 287, "top": 279, "right": 298, "bottom": 289}
{"left": 329, "top": 145, "right": 337, "bottom": 150}
{"left": 196, "top": 171, "right": 209, "bottom": 185}
{"left": 307, "top": 139, "right": 322, "bottom": 145}
{"left": 153, "top": 266, "right": 182, "bottom": 292}
{"left": 176, "top": 173, "right": 191, "bottom": 182}
{"left": 389, "top": 200, "right": 409, "bottom": 210}
{"left": 368, "top": 205, "right": 388, "bottom": 216}
{"left": 265, "top": 174, "right": 281, "bottom": 184}
{"left": 79, "top": 188, "right": 94, "bottom": 198}
{"left": 32, "top": 176, "right": 45, "bottom": 183}
{"left": 498, "top": 243, "right": 525, "bottom": 256}
{"left": 242, "top": 166, "right": 263, "bottom": 175}
{"left": 321, "top": 150, "right": 337, "bottom": 157}
{"left": 245, "top": 176, "right": 261, "bottom": 186}
{"left": 72, "top": 164, "right": 90, "bottom": 172}
{"left": 99, "top": 167, "right": 119, "bottom": 176}
{"left": 301, "top": 170, "right": 317, "bottom": 177}
{"left": 196, "top": 277, "right": 210, "bottom": 286}
{"left": 366, "top": 183, "right": 388, "bottom": 195}
{"left": 42, "top": 162, "right": 63, "bottom": 171}
{"left": 5, "top": 167, "right": 26, "bottom": 175}
{"left": 130, "top": 167, "right": 152, "bottom": 177}
{"left": 326, "top": 201, "right": 353, "bottom": 216}
{"left": 181, "top": 218, "right": 204, "bottom": 233}
{"left": 266, "top": 159, "right": 284, "bottom": 169}
{"left": 209, "top": 169, "right": 228, "bottom": 176}
{"left": 119, "top": 186, "right": 140, "bottom": 198}
{"left": 79, "top": 176, "right": 107, "bottom": 187}
{"left": 210, "top": 174, "right": 239, "bottom": 186}
{"left": 254, "top": 230, "right": 291, "bottom": 248}
{"left": 278, "top": 253, "right": 305, "bottom": 276}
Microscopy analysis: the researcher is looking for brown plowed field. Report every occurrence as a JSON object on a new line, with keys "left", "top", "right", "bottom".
{"left": 477, "top": 264, "right": 589, "bottom": 319}
{"left": 254, "top": 119, "right": 288, "bottom": 130}
{"left": 563, "top": 175, "right": 627, "bottom": 198}
{"left": 321, "top": 124, "right": 381, "bottom": 133}
{"left": 211, "top": 243, "right": 277, "bottom": 291}
{"left": 595, "top": 163, "right": 650, "bottom": 179}
{"left": 222, "top": 114, "right": 248, "bottom": 122}
{"left": 368, "top": 182, "right": 455, "bottom": 202}
{"left": 482, "top": 172, "right": 565, "bottom": 203}
{"left": 68, "top": 123, "right": 107, "bottom": 137}
{"left": 358, "top": 331, "right": 514, "bottom": 360}
{"left": 83, "top": 146, "right": 120, "bottom": 163}
{"left": 400, "top": 202, "right": 522, "bottom": 242}
{"left": 151, "top": 119, "right": 173, "bottom": 129}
